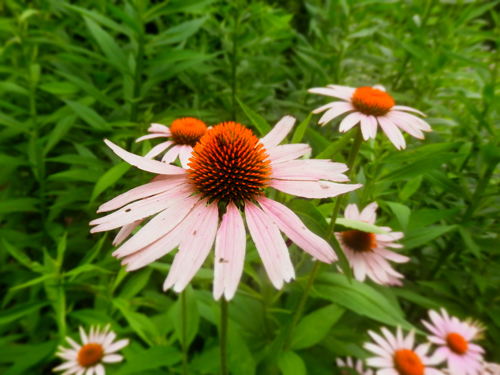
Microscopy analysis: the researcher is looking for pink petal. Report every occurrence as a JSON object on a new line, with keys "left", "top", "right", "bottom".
{"left": 97, "top": 175, "right": 186, "bottom": 213}
{"left": 309, "top": 87, "right": 353, "bottom": 101}
{"left": 213, "top": 202, "right": 246, "bottom": 301}
{"left": 91, "top": 185, "right": 193, "bottom": 231}
{"left": 121, "top": 200, "right": 204, "bottom": 270}
{"left": 392, "top": 105, "right": 426, "bottom": 117}
{"left": 148, "top": 123, "right": 171, "bottom": 134}
{"left": 113, "top": 220, "right": 142, "bottom": 246}
{"left": 386, "top": 113, "right": 425, "bottom": 139}
{"left": 136, "top": 133, "right": 170, "bottom": 143}
{"left": 391, "top": 111, "right": 432, "bottom": 132}
{"left": 162, "top": 144, "right": 182, "bottom": 164}
{"left": 245, "top": 201, "right": 295, "bottom": 289}
{"left": 257, "top": 197, "right": 336, "bottom": 263}
{"left": 311, "top": 101, "right": 339, "bottom": 114}
{"left": 144, "top": 141, "right": 174, "bottom": 159}
{"left": 344, "top": 203, "right": 360, "bottom": 220}
{"left": 377, "top": 117, "right": 406, "bottom": 150}
{"left": 101, "top": 354, "right": 123, "bottom": 363}
{"left": 360, "top": 114, "right": 374, "bottom": 140}
{"left": 267, "top": 144, "right": 311, "bottom": 164}
{"left": 178, "top": 145, "right": 193, "bottom": 169}
{"left": 105, "top": 139, "right": 186, "bottom": 175}
{"left": 318, "top": 102, "right": 354, "bottom": 125}
{"left": 373, "top": 248, "right": 409, "bottom": 263}
{"left": 163, "top": 201, "right": 219, "bottom": 293}
{"left": 111, "top": 195, "right": 199, "bottom": 258}
{"left": 260, "top": 116, "right": 296, "bottom": 149}
{"left": 339, "top": 112, "right": 363, "bottom": 133}
{"left": 271, "top": 159, "right": 349, "bottom": 181}
{"left": 359, "top": 202, "right": 378, "bottom": 224}
{"left": 270, "top": 179, "right": 362, "bottom": 199}
{"left": 367, "top": 115, "right": 378, "bottom": 138}
{"left": 104, "top": 339, "right": 129, "bottom": 354}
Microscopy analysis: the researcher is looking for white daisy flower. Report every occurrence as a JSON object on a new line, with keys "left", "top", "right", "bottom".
{"left": 308, "top": 84, "right": 432, "bottom": 150}
{"left": 53, "top": 325, "right": 129, "bottom": 375}
{"left": 337, "top": 356, "right": 374, "bottom": 375}
{"left": 364, "top": 326, "right": 445, "bottom": 375}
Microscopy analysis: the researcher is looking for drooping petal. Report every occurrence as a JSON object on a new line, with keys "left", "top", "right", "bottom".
{"left": 178, "top": 145, "right": 193, "bottom": 169}
{"left": 113, "top": 220, "right": 142, "bottom": 246}
{"left": 112, "top": 195, "right": 198, "bottom": 258}
{"left": 104, "top": 139, "right": 186, "bottom": 175}
{"left": 144, "top": 141, "right": 174, "bottom": 159}
{"left": 270, "top": 179, "right": 362, "bottom": 199}
{"left": 359, "top": 202, "right": 378, "bottom": 224}
{"left": 377, "top": 116, "right": 406, "bottom": 150}
{"left": 318, "top": 102, "right": 354, "bottom": 125}
{"left": 271, "top": 159, "right": 349, "bottom": 181}
{"left": 386, "top": 112, "right": 425, "bottom": 139}
{"left": 392, "top": 105, "right": 426, "bottom": 117}
{"left": 148, "top": 123, "right": 171, "bottom": 134}
{"left": 162, "top": 144, "right": 182, "bottom": 164}
{"left": 257, "top": 197, "right": 336, "bottom": 263}
{"left": 360, "top": 114, "right": 374, "bottom": 140}
{"left": 104, "top": 339, "right": 129, "bottom": 354}
{"left": 339, "top": 112, "right": 363, "bottom": 133}
{"left": 213, "top": 202, "right": 246, "bottom": 301}
{"left": 260, "top": 116, "right": 296, "bottom": 149}
{"left": 308, "top": 87, "right": 353, "bottom": 101}
{"left": 164, "top": 201, "right": 219, "bottom": 293}
{"left": 245, "top": 201, "right": 295, "bottom": 289}
{"left": 136, "top": 133, "right": 170, "bottom": 143}
{"left": 267, "top": 144, "right": 311, "bottom": 164}
{"left": 97, "top": 175, "right": 186, "bottom": 213}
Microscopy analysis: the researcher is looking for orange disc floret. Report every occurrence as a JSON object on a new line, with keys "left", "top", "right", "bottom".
{"left": 170, "top": 117, "right": 207, "bottom": 147}
{"left": 78, "top": 343, "right": 103, "bottom": 367}
{"left": 447, "top": 332, "right": 468, "bottom": 354}
{"left": 187, "top": 122, "right": 271, "bottom": 203}
{"left": 394, "top": 349, "right": 425, "bottom": 375}
{"left": 351, "top": 87, "right": 395, "bottom": 116}
{"left": 341, "top": 230, "right": 376, "bottom": 253}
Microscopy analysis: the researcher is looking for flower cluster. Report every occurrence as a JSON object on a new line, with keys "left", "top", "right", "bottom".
{"left": 338, "top": 309, "right": 486, "bottom": 375}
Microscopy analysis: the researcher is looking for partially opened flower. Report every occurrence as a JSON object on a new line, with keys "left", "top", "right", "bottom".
{"left": 422, "top": 309, "right": 484, "bottom": 375}
{"left": 90, "top": 116, "right": 362, "bottom": 300}
{"left": 53, "top": 325, "right": 128, "bottom": 375}
{"left": 308, "top": 85, "right": 431, "bottom": 150}
{"left": 136, "top": 117, "right": 208, "bottom": 168}
{"left": 335, "top": 202, "right": 409, "bottom": 285}
{"left": 365, "top": 327, "right": 445, "bottom": 375}
{"left": 337, "top": 357, "right": 374, "bottom": 375}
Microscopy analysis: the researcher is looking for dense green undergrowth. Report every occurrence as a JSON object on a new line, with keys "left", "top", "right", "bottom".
{"left": 0, "top": 0, "right": 499, "bottom": 374}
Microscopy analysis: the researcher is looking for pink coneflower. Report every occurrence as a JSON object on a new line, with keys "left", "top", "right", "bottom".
{"left": 337, "top": 357, "right": 373, "bottom": 375}
{"left": 136, "top": 117, "right": 208, "bottom": 168}
{"left": 53, "top": 325, "right": 128, "bottom": 375}
{"left": 308, "top": 85, "right": 432, "bottom": 150}
{"left": 422, "top": 309, "right": 484, "bottom": 375}
{"left": 365, "top": 327, "right": 445, "bottom": 375}
{"left": 90, "top": 116, "right": 362, "bottom": 300}
{"left": 335, "top": 202, "right": 409, "bottom": 286}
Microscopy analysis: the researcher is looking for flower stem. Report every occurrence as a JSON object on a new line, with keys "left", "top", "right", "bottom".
{"left": 181, "top": 291, "right": 188, "bottom": 375}
{"left": 283, "top": 127, "right": 363, "bottom": 350}
{"left": 220, "top": 297, "right": 229, "bottom": 375}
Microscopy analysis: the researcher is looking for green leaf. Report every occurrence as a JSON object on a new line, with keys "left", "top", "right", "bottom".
{"left": 0, "top": 198, "right": 39, "bottom": 213}
{"left": 314, "top": 273, "right": 412, "bottom": 329}
{"left": 91, "top": 162, "right": 131, "bottom": 203}
{"left": 119, "top": 268, "right": 153, "bottom": 300}
{"left": 148, "top": 17, "right": 208, "bottom": 48}
{"left": 9, "top": 274, "right": 55, "bottom": 292}
{"left": 277, "top": 351, "right": 306, "bottom": 375}
{"left": 172, "top": 286, "right": 199, "bottom": 348}
{"left": 291, "top": 113, "right": 311, "bottom": 144}
{"left": 408, "top": 208, "right": 461, "bottom": 229}
{"left": 2, "top": 240, "right": 42, "bottom": 271}
{"left": 335, "top": 218, "right": 389, "bottom": 234}
{"left": 386, "top": 202, "right": 411, "bottom": 231}
{"left": 290, "top": 304, "right": 345, "bottom": 350}
{"left": 63, "top": 99, "right": 109, "bottom": 130}
{"left": 0, "top": 301, "right": 48, "bottom": 325}
{"left": 236, "top": 98, "right": 271, "bottom": 136}
{"left": 115, "top": 346, "right": 183, "bottom": 375}
{"left": 315, "top": 129, "right": 353, "bottom": 160}
{"left": 83, "top": 17, "right": 129, "bottom": 73}
{"left": 43, "top": 115, "right": 76, "bottom": 156}
{"left": 401, "top": 226, "right": 456, "bottom": 250}
{"left": 38, "top": 82, "right": 80, "bottom": 95}
{"left": 3, "top": 341, "right": 58, "bottom": 375}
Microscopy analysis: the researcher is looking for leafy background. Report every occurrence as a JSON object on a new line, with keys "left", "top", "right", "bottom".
{"left": 1, "top": 0, "right": 499, "bottom": 374}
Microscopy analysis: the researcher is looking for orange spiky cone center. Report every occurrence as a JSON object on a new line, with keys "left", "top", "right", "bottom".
{"left": 352, "top": 87, "right": 395, "bottom": 116}
{"left": 78, "top": 343, "right": 103, "bottom": 367}
{"left": 170, "top": 117, "right": 208, "bottom": 146}
{"left": 394, "top": 349, "right": 424, "bottom": 375}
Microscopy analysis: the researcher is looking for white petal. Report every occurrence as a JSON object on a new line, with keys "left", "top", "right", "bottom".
{"left": 260, "top": 116, "right": 296, "bottom": 149}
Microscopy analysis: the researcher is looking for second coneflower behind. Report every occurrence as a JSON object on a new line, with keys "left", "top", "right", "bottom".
{"left": 308, "top": 84, "right": 431, "bottom": 150}
{"left": 91, "top": 116, "right": 362, "bottom": 300}
{"left": 335, "top": 202, "right": 409, "bottom": 286}
{"left": 136, "top": 117, "right": 208, "bottom": 168}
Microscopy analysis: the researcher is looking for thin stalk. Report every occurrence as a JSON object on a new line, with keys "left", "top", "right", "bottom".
{"left": 130, "top": 34, "right": 144, "bottom": 122}
{"left": 181, "top": 291, "right": 188, "bottom": 375}
{"left": 220, "top": 298, "right": 229, "bottom": 375}
{"left": 283, "top": 127, "right": 363, "bottom": 350}
{"left": 231, "top": 7, "right": 238, "bottom": 121}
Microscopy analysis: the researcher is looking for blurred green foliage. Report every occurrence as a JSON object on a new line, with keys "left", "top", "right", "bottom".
{"left": 0, "top": 0, "right": 499, "bottom": 374}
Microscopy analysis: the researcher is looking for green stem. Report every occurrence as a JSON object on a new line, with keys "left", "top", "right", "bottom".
{"left": 181, "top": 291, "right": 188, "bottom": 375}
{"left": 130, "top": 34, "right": 144, "bottom": 122}
{"left": 283, "top": 127, "right": 363, "bottom": 350}
{"left": 231, "top": 7, "right": 238, "bottom": 121}
{"left": 220, "top": 298, "right": 228, "bottom": 375}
